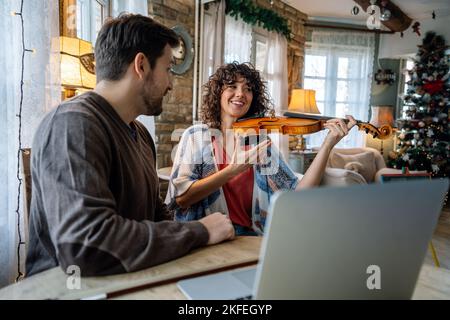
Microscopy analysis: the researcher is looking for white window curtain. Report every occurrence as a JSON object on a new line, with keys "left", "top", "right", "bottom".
{"left": 111, "top": 0, "right": 155, "bottom": 140}
{"left": 224, "top": 15, "right": 252, "bottom": 64}
{"left": 0, "top": 0, "right": 60, "bottom": 287}
{"left": 264, "top": 31, "right": 289, "bottom": 160}
{"left": 264, "top": 31, "right": 288, "bottom": 113}
{"left": 223, "top": 19, "right": 288, "bottom": 158}
{"left": 201, "top": 0, "right": 225, "bottom": 86}
{"left": 305, "top": 30, "right": 375, "bottom": 149}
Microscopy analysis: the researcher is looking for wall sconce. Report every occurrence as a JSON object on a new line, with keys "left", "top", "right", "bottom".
{"left": 60, "top": 36, "right": 96, "bottom": 99}
{"left": 288, "top": 89, "right": 321, "bottom": 151}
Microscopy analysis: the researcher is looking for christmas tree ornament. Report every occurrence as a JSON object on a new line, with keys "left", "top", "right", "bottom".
{"left": 412, "top": 22, "right": 421, "bottom": 36}
{"left": 423, "top": 80, "right": 444, "bottom": 94}
{"left": 380, "top": 8, "right": 391, "bottom": 21}
{"left": 422, "top": 93, "right": 431, "bottom": 103}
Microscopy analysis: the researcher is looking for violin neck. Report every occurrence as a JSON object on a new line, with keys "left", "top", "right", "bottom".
{"left": 283, "top": 112, "right": 362, "bottom": 124}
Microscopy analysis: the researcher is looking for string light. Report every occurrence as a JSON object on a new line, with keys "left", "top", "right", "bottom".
{"left": 12, "top": 0, "right": 33, "bottom": 282}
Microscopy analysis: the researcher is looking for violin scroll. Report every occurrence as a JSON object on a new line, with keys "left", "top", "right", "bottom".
{"left": 357, "top": 123, "right": 393, "bottom": 140}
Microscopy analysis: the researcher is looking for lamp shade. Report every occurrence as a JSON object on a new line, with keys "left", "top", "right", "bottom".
{"left": 60, "top": 36, "right": 96, "bottom": 89}
{"left": 288, "top": 89, "right": 320, "bottom": 114}
{"left": 370, "top": 106, "right": 394, "bottom": 127}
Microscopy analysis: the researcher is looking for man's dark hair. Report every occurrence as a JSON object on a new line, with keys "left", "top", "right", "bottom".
{"left": 94, "top": 13, "right": 179, "bottom": 82}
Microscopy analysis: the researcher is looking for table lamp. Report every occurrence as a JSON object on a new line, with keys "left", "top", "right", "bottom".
{"left": 288, "top": 89, "right": 321, "bottom": 151}
{"left": 369, "top": 105, "right": 394, "bottom": 155}
{"left": 60, "top": 36, "right": 96, "bottom": 99}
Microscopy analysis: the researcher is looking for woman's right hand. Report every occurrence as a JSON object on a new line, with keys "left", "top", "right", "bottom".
{"left": 225, "top": 139, "right": 271, "bottom": 177}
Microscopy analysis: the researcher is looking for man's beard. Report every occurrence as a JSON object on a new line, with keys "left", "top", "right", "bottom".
{"left": 143, "top": 94, "right": 163, "bottom": 116}
{"left": 142, "top": 84, "right": 164, "bottom": 116}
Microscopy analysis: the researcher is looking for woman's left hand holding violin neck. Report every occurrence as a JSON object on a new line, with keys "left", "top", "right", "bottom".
{"left": 297, "top": 115, "right": 357, "bottom": 190}
{"left": 322, "top": 115, "right": 357, "bottom": 148}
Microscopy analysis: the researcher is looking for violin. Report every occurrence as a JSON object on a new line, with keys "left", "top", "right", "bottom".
{"left": 232, "top": 111, "right": 393, "bottom": 140}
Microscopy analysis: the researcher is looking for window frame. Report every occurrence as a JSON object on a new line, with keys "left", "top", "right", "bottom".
{"left": 250, "top": 29, "right": 268, "bottom": 73}
{"left": 303, "top": 49, "right": 367, "bottom": 118}
{"left": 76, "top": 0, "right": 110, "bottom": 43}
{"left": 397, "top": 57, "right": 415, "bottom": 119}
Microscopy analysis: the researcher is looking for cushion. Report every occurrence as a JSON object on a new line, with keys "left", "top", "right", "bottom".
{"left": 321, "top": 167, "right": 367, "bottom": 186}
{"left": 329, "top": 151, "right": 376, "bottom": 183}
{"left": 343, "top": 161, "right": 364, "bottom": 173}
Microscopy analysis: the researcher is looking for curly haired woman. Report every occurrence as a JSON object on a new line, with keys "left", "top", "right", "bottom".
{"left": 166, "top": 62, "right": 356, "bottom": 236}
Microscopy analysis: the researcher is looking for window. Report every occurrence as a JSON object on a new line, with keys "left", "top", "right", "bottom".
{"left": 76, "top": 0, "right": 110, "bottom": 44}
{"left": 303, "top": 31, "right": 375, "bottom": 148}
{"left": 398, "top": 58, "right": 415, "bottom": 119}
{"left": 251, "top": 32, "right": 268, "bottom": 72}
{"left": 304, "top": 52, "right": 368, "bottom": 119}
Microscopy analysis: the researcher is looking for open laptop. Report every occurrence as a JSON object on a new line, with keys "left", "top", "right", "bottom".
{"left": 178, "top": 179, "right": 449, "bottom": 299}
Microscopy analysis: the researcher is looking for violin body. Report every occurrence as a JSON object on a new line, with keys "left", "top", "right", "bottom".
{"left": 232, "top": 112, "right": 393, "bottom": 140}
{"left": 232, "top": 117, "right": 323, "bottom": 135}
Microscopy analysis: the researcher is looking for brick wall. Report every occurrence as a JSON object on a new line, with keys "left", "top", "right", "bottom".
{"left": 151, "top": 0, "right": 195, "bottom": 172}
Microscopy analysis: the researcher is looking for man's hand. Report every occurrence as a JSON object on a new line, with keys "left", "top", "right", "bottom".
{"left": 199, "top": 212, "right": 235, "bottom": 245}
{"left": 322, "top": 115, "right": 357, "bottom": 148}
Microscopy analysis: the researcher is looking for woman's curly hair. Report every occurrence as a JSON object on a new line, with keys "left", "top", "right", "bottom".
{"left": 200, "top": 62, "right": 273, "bottom": 128}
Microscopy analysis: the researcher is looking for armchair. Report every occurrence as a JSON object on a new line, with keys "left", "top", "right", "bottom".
{"left": 290, "top": 147, "right": 385, "bottom": 186}
{"left": 327, "top": 147, "right": 386, "bottom": 184}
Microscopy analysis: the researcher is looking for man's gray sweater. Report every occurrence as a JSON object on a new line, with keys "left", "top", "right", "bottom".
{"left": 26, "top": 91, "right": 208, "bottom": 277}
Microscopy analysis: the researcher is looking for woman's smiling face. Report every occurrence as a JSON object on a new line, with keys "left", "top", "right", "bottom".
{"left": 220, "top": 75, "right": 253, "bottom": 119}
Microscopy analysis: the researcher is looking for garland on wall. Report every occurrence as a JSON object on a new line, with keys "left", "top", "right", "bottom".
{"left": 225, "top": 0, "right": 291, "bottom": 40}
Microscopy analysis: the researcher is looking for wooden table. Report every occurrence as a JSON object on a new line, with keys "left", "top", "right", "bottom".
{"left": 0, "top": 236, "right": 448, "bottom": 300}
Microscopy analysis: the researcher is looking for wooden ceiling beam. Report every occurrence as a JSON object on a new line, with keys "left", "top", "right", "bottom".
{"left": 353, "top": 0, "right": 412, "bottom": 32}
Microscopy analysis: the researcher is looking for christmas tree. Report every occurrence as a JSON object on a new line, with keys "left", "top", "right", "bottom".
{"left": 388, "top": 31, "right": 450, "bottom": 177}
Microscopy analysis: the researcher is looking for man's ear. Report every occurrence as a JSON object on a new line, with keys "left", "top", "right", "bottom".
{"left": 133, "top": 52, "right": 148, "bottom": 80}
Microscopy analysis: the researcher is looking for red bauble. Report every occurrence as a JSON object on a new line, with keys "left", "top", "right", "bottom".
{"left": 423, "top": 80, "right": 444, "bottom": 94}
